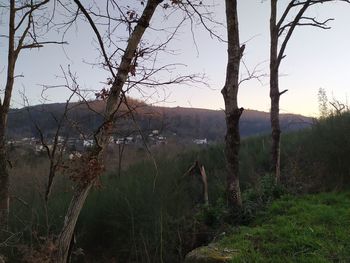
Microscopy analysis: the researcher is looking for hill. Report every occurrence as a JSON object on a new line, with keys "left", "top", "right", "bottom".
{"left": 7, "top": 99, "right": 312, "bottom": 140}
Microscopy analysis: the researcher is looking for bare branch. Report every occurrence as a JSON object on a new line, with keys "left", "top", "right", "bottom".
{"left": 238, "top": 60, "right": 267, "bottom": 86}
{"left": 279, "top": 89, "right": 288, "bottom": 96}
{"left": 296, "top": 17, "right": 334, "bottom": 28}
{"left": 73, "top": 0, "right": 116, "bottom": 78}
{"left": 183, "top": 0, "right": 225, "bottom": 42}
{"left": 277, "top": 1, "right": 310, "bottom": 65}
{"left": 21, "top": 40, "right": 68, "bottom": 49}
{"left": 276, "top": 1, "right": 296, "bottom": 29}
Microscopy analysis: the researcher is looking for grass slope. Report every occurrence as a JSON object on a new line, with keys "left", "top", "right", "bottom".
{"left": 219, "top": 192, "right": 350, "bottom": 263}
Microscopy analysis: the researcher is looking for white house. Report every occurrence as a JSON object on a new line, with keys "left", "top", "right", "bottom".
{"left": 193, "top": 138, "right": 208, "bottom": 145}
{"left": 83, "top": 139, "right": 94, "bottom": 147}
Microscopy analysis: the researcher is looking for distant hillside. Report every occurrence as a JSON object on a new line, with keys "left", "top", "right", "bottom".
{"left": 7, "top": 99, "right": 312, "bottom": 140}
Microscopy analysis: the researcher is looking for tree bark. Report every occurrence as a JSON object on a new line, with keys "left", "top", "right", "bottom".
{"left": 270, "top": 0, "right": 281, "bottom": 184}
{"left": 55, "top": 183, "right": 93, "bottom": 262}
{"left": 54, "top": 1, "right": 162, "bottom": 261}
{"left": 0, "top": 144, "right": 10, "bottom": 230}
{"left": 222, "top": 0, "right": 243, "bottom": 209}
{"left": 0, "top": 0, "right": 17, "bottom": 230}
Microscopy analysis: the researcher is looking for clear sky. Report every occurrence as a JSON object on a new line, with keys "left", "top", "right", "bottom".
{"left": 1, "top": 1, "right": 350, "bottom": 117}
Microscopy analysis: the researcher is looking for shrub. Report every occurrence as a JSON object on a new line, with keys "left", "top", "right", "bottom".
{"left": 282, "top": 111, "right": 350, "bottom": 192}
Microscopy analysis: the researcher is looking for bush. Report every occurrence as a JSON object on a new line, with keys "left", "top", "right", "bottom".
{"left": 281, "top": 111, "right": 350, "bottom": 192}
{"left": 237, "top": 174, "right": 285, "bottom": 225}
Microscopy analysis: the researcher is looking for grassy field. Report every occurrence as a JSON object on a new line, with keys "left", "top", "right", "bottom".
{"left": 217, "top": 191, "right": 350, "bottom": 262}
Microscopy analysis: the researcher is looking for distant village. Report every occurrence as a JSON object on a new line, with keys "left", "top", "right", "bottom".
{"left": 7, "top": 129, "right": 209, "bottom": 156}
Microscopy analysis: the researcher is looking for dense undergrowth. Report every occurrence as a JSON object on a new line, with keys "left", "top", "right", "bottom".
{"left": 4, "top": 111, "right": 350, "bottom": 262}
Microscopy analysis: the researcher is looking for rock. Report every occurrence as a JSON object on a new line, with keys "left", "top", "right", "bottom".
{"left": 184, "top": 245, "right": 238, "bottom": 263}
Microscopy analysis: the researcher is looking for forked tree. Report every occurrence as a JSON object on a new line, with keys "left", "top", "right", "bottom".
{"left": 0, "top": 0, "right": 63, "bottom": 230}
{"left": 269, "top": 0, "right": 349, "bottom": 184}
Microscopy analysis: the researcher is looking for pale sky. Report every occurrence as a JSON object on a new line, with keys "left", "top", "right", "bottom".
{"left": 1, "top": 1, "right": 350, "bottom": 117}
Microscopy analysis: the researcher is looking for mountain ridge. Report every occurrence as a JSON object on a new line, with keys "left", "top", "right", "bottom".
{"left": 7, "top": 99, "right": 312, "bottom": 140}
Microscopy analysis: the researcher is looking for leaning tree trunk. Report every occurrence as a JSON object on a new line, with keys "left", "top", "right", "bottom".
{"left": 222, "top": 0, "right": 243, "bottom": 209}
{"left": 54, "top": 1, "right": 162, "bottom": 261}
{"left": 55, "top": 182, "right": 93, "bottom": 261}
{"left": 270, "top": 0, "right": 281, "bottom": 184}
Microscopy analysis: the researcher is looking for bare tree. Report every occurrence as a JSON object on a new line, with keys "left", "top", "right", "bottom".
{"left": 221, "top": 0, "right": 244, "bottom": 208}
{"left": 269, "top": 0, "right": 349, "bottom": 184}
{"left": 22, "top": 84, "right": 76, "bottom": 203}
{"left": 0, "top": 0, "right": 64, "bottom": 230}
{"left": 54, "top": 0, "right": 210, "bottom": 261}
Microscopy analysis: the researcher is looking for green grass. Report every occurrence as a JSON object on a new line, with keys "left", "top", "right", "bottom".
{"left": 218, "top": 192, "right": 350, "bottom": 263}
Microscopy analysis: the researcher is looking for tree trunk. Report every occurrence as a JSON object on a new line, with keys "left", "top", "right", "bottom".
{"left": 222, "top": 0, "right": 243, "bottom": 209}
{"left": 270, "top": 0, "right": 281, "bottom": 184}
{"left": 117, "top": 142, "right": 125, "bottom": 177}
{"left": 0, "top": 0, "right": 17, "bottom": 230}
{"left": 199, "top": 165, "right": 209, "bottom": 206}
{"left": 45, "top": 164, "right": 56, "bottom": 202}
{"left": 55, "top": 183, "right": 93, "bottom": 262}
{"left": 0, "top": 141, "right": 9, "bottom": 230}
{"left": 54, "top": 1, "right": 162, "bottom": 261}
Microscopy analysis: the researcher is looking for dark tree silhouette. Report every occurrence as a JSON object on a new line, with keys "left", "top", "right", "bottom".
{"left": 222, "top": 0, "right": 244, "bottom": 208}
{"left": 269, "top": 0, "right": 349, "bottom": 184}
